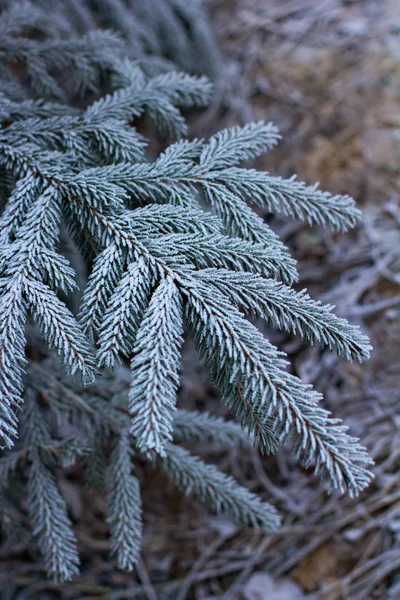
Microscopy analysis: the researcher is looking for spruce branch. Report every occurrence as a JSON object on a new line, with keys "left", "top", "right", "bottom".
{"left": 103, "top": 124, "right": 360, "bottom": 232}
{"left": 0, "top": 450, "right": 20, "bottom": 483}
{"left": 0, "top": 282, "right": 27, "bottom": 449}
{"left": 195, "top": 269, "right": 371, "bottom": 361}
{"left": 0, "top": 133, "right": 371, "bottom": 491}
{"left": 130, "top": 276, "right": 183, "bottom": 456}
{"left": 172, "top": 409, "right": 267, "bottom": 449}
{"left": 83, "top": 440, "right": 107, "bottom": 491}
{"left": 85, "top": 68, "right": 212, "bottom": 137}
{"left": 0, "top": 173, "right": 43, "bottom": 243}
{"left": 148, "top": 232, "right": 293, "bottom": 280}
{"left": 202, "top": 182, "right": 297, "bottom": 283}
{"left": 24, "top": 277, "right": 95, "bottom": 381}
{"left": 4, "top": 115, "right": 147, "bottom": 166}
{"left": 159, "top": 443, "right": 280, "bottom": 531}
{"left": 97, "top": 257, "right": 155, "bottom": 368}
{"left": 0, "top": 29, "right": 125, "bottom": 100}
{"left": 0, "top": 3, "right": 375, "bottom": 580}
{"left": 79, "top": 242, "right": 127, "bottom": 337}
{"left": 181, "top": 278, "right": 373, "bottom": 495}
{"left": 0, "top": 1, "right": 69, "bottom": 40}
{"left": 130, "top": 205, "right": 222, "bottom": 237}
{"left": 0, "top": 93, "right": 78, "bottom": 121}
{"left": 27, "top": 449, "right": 80, "bottom": 581}
{"left": 22, "top": 394, "right": 80, "bottom": 581}
{"left": 199, "top": 121, "right": 281, "bottom": 170}
{"left": 217, "top": 169, "right": 362, "bottom": 231}
{"left": 106, "top": 430, "right": 142, "bottom": 571}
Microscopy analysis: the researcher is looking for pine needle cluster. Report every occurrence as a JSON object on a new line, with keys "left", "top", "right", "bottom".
{"left": 0, "top": 0, "right": 373, "bottom": 581}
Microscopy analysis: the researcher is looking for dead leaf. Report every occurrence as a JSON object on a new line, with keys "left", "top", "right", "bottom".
{"left": 243, "top": 572, "right": 305, "bottom": 600}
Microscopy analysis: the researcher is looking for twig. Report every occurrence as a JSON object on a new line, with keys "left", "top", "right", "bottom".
{"left": 136, "top": 558, "right": 158, "bottom": 600}
{"left": 221, "top": 537, "right": 272, "bottom": 600}
{"left": 347, "top": 294, "right": 400, "bottom": 317}
{"left": 176, "top": 531, "right": 234, "bottom": 600}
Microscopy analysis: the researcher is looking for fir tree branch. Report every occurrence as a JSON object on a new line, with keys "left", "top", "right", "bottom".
{"left": 159, "top": 443, "right": 280, "bottom": 531}
{"left": 0, "top": 93, "right": 78, "bottom": 121}
{"left": 97, "top": 257, "right": 155, "bottom": 367}
{"left": 0, "top": 451, "right": 20, "bottom": 485}
{"left": 79, "top": 242, "right": 127, "bottom": 337}
{"left": 217, "top": 169, "right": 361, "bottom": 231}
{"left": 106, "top": 430, "right": 142, "bottom": 571}
{"left": 195, "top": 269, "right": 371, "bottom": 361}
{"left": 27, "top": 449, "right": 80, "bottom": 581}
{"left": 0, "top": 30, "right": 125, "bottom": 100}
{"left": 202, "top": 181, "right": 297, "bottom": 284}
{"left": 0, "top": 282, "right": 27, "bottom": 449}
{"left": 24, "top": 277, "right": 95, "bottom": 382}
{"left": 0, "top": 10, "right": 375, "bottom": 580}
{"left": 130, "top": 276, "right": 183, "bottom": 456}
{"left": 199, "top": 121, "right": 280, "bottom": 170}
{"left": 181, "top": 278, "right": 373, "bottom": 495}
{"left": 172, "top": 409, "right": 268, "bottom": 449}
{"left": 148, "top": 233, "right": 293, "bottom": 281}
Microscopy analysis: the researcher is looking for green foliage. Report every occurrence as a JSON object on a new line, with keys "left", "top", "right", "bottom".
{"left": 159, "top": 443, "right": 280, "bottom": 531}
{"left": 0, "top": 0, "right": 373, "bottom": 582}
{"left": 106, "top": 430, "right": 142, "bottom": 571}
{"left": 21, "top": 394, "right": 81, "bottom": 581}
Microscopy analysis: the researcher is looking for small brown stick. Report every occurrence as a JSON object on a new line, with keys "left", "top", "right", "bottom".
{"left": 176, "top": 530, "right": 235, "bottom": 600}
{"left": 221, "top": 537, "right": 272, "bottom": 600}
{"left": 136, "top": 558, "right": 158, "bottom": 600}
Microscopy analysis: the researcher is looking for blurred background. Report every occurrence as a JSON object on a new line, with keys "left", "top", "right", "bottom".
{"left": 1, "top": 1, "right": 400, "bottom": 598}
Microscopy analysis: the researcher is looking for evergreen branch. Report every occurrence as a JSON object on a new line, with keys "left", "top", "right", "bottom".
{"left": 0, "top": 30, "right": 125, "bottom": 100}
{"left": 130, "top": 205, "right": 222, "bottom": 237}
{"left": 102, "top": 138, "right": 360, "bottom": 231}
{"left": 97, "top": 257, "right": 155, "bottom": 367}
{"left": 85, "top": 68, "right": 212, "bottom": 137}
{"left": 0, "top": 173, "right": 43, "bottom": 243}
{"left": 12, "top": 184, "right": 62, "bottom": 250}
{"left": 88, "top": 120, "right": 146, "bottom": 164}
{"left": 130, "top": 277, "right": 183, "bottom": 456}
{"left": 0, "top": 6, "right": 375, "bottom": 580}
{"left": 0, "top": 451, "right": 21, "bottom": 484}
{"left": 201, "top": 182, "right": 297, "bottom": 283}
{"left": 199, "top": 121, "right": 280, "bottom": 170}
{"left": 4, "top": 116, "right": 147, "bottom": 166}
{"left": 182, "top": 279, "right": 373, "bottom": 495}
{"left": 0, "top": 141, "right": 74, "bottom": 179}
{"left": 0, "top": 1, "right": 69, "bottom": 39}
{"left": 38, "top": 249, "right": 78, "bottom": 294}
{"left": 195, "top": 270, "right": 371, "bottom": 361}
{"left": 90, "top": 0, "right": 145, "bottom": 53}
{"left": 45, "top": 436, "right": 90, "bottom": 468}
{"left": 159, "top": 443, "right": 280, "bottom": 531}
{"left": 106, "top": 431, "right": 142, "bottom": 571}
{"left": 83, "top": 435, "right": 107, "bottom": 492}
{"left": 27, "top": 449, "right": 80, "bottom": 581}
{"left": 24, "top": 277, "right": 95, "bottom": 383}
{"left": 172, "top": 409, "right": 263, "bottom": 449}
{"left": 216, "top": 169, "right": 362, "bottom": 231}
{"left": 0, "top": 93, "right": 78, "bottom": 121}
{"left": 20, "top": 390, "right": 52, "bottom": 448}
{"left": 81, "top": 123, "right": 338, "bottom": 230}
{"left": 148, "top": 233, "right": 291, "bottom": 279}
{"left": 0, "top": 281, "right": 27, "bottom": 449}
{"left": 79, "top": 242, "right": 127, "bottom": 336}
